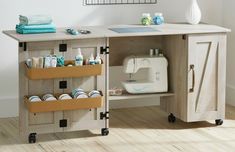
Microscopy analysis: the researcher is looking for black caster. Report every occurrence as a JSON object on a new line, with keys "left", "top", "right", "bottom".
{"left": 215, "top": 119, "right": 223, "bottom": 126}
{"left": 168, "top": 113, "right": 176, "bottom": 123}
{"left": 28, "top": 133, "right": 37, "bottom": 143}
{"left": 101, "top": 128, "right": 109, "bottom": 136}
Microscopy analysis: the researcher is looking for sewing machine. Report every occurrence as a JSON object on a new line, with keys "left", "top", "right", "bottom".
{"left": 122, "top": 55, "right": 168, "bottom": 94}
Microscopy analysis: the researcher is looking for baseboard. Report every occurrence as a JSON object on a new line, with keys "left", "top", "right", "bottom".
{"left": 0, "top": 97, "right": 18, "bottom": 118}
{"left": 226, "top": 85, "right": 235, "bottom": 106}
{"left": 110, "top": 97, "right": 160, "bottom": 109}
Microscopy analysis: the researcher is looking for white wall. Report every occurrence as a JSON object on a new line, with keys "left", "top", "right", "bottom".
{"left": 0, "top": 0, "right": 223, "bottom": 117}
{"left": 222, "top": 0, "right": 235, "bottom": 106}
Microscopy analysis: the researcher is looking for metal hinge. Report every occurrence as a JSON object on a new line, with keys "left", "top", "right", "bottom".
{"left": 59, "top": 119, "right": 67, "bottom": 128}
{"left": 19, "top": 42, "right": 27, "bottom": 51}
{"left": 59, "top": 81, "right": 67, "bottom": 89}
{"left": 100, "top": 46, "right": 109, "bottom": 55}
{"left": 100, "top": 112, "right": 109, "bottom": 120}
{"left": 59, "top": 43, "right": 67, "bottom": 52}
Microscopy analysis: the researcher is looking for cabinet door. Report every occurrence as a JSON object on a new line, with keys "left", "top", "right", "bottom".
{"left": 63, "top": 38, "right": 107, "bottom": 131}
{"left": 187, "top": 34, "right": 226, "bottom": 122}
{"left": 27, "top": 42, "right": 63, "bottom": 134}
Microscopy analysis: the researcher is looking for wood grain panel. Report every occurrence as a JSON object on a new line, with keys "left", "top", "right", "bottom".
{"left": 187, "top": 34, "right": 226, "bottom": 122}
{"left": 109, "top": 36, "right": 163, "bottom": 66}
{"left": 63, "top": 39, "right": 106, "bottom": 131}
{"left": 160, "top": 35, "right": 188, "bottom": 121}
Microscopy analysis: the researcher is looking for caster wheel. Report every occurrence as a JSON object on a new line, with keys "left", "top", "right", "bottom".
{"left": 215, "top": 119, "right": 223, "bottom": 126}
{"left": 28, "top": 133, "right": 37, "bottom": 143}
{"left": 101, "top": 128, "right": 109, "bottom": 136}
{"left": 168, "top": 113, "right": 176, "bottom": 123}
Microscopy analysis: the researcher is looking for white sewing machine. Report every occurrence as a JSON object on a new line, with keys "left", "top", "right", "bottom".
{"left": 122, "top": 55, "right": 168, "bottom": 94}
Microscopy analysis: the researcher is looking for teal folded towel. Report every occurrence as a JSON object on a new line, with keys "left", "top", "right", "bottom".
{"left": 16, "top": 23, "right": 56, "bottom": 30}
{"left": 19, "top": 15, "right": 52, "bottom": 25}
{"left": 16, "top": 23, "right": 56, "bottom": 34}
{"left": 16, "top": 28, "right": 56, "bottom": 34}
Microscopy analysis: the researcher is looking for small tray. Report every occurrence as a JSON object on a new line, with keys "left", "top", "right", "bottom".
{"left": 25, "top": 60, "right": 102, "bottom": 80}
{"left": 24, "top": 93, "right": 103, "bottom": 113}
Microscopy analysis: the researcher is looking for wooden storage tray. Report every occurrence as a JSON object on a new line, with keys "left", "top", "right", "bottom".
{"left": 24, "top": 94, "right": 103, "bottom": 113}
{"left": 25, "top": 61, "right": 102, "bottom": 80}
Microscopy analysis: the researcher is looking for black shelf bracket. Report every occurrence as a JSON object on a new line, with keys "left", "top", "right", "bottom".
{"left": 100, "top": 111, "right": 109, "bottom": 120}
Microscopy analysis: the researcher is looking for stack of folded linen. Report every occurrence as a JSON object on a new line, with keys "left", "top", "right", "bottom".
{"left": 16, "top": 15, "right": 56, "bottom": 34}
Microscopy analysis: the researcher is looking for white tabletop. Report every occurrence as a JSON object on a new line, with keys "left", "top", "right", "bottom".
{"left": 3, "top": 23, "right": 231, "bottom": 42}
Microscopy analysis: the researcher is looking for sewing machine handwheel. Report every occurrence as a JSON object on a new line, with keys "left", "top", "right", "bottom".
{"left": 168, "top": 113, "right": 176, "bottom": 123}
{"left": 215, "top": 119, "right": 223, "bottom": 126}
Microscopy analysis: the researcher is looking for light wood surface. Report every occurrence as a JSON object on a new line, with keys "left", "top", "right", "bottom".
{"left": 109, "top": 93, "right": 174, "bottom": 101}
{"left": 0, "top": 105, "right": 235, "bottom": 152}
{"left": 160, "top": 35, "right": 188, "bottom": 121}
{"left": 2, "top": 23, "right": 230, "bottom": 42}
{"left": 62, "top": 38, "right": 107, "bottom": 132}
{"left": 4, "top": 23, "right": 229, "bottom": 143}
{"left": 18, "top": 38, "right": 108, "bottom": 139}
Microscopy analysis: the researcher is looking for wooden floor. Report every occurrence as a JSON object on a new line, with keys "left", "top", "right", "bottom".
{"left": 1, "top": 105, "right": 235, "bottom": 152}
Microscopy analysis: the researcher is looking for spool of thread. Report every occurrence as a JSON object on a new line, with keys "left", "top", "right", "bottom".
{"left": 72, "top": 88, "right": 84, "bottom": 97}
{"left": 149, "top": 49, "right": 154, "bottom": 56}
{"left": 29, "top": 96, "right": 42, "bottom": 102}
{"left": 72, "top": 88, "right": 88, "bottom": 99}
{"left": 88, "top": 90, "right": 101, "bottom": 98}
{"left": 155, "top": 49, "right": 160, "bottom": 56}
{"left": 42, "top": 94, "right": 56, "bottom": 101}
{"left": 59, "top": 94, "right": 72, "bottom": 100}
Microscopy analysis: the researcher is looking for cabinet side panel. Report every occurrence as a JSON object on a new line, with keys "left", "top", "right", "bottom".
{"left": 160, "top": 35, "right": 188, "bottom": 122}
{"left": 19, "top": 44, "right": 29, "bottom": 140}
{"left": 217, "top": 34, "right": 226, "bottom": 119}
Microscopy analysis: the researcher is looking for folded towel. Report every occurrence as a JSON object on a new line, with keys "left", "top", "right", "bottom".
{"left": 19, "top": 15, "right": 52, "bottom": 25}
{"left": 16, "top": 23, "right": 56, "bottom": 30}
{"left": 16, "top": 28, "right": 56, "bottom": 34}
{"left": 16, "top": 23, "right": 56, "bottom": 34}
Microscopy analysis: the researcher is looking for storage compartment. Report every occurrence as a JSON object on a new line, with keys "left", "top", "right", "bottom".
{"left": 25, "top": 60, "right": 103, "bottom": 80}
{"left": 24, "top": 93, "right": 103, "bottom": 113}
